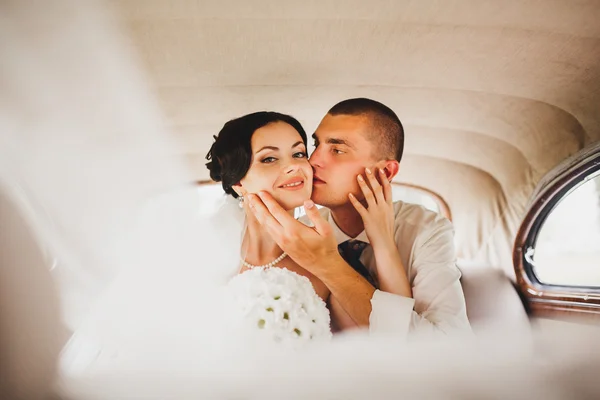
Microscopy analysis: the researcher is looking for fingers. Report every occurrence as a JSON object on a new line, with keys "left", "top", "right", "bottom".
{"left": 246, "top": 193, "right": 284, "bottom": 237}
{"left": 379, "top": 168, "right": 393, "bottom": 206}
{"left": 348, "top": 192, "right": 368, "bottom": 219}
{"left": 357, "top": 173, "right": 377, "bottom": 206}
{"left": 255, "top": 191, "right": 298, "bottom": 231}
{"left": 303, "top": 200, "right": 330, "bottom": 237}
{"left": 365, "top": 167, "right": 385, "bottom": 205}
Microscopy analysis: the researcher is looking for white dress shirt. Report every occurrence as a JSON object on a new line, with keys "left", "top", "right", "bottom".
{"left": 302, "top": 201, "right": 471, "bottom": 339}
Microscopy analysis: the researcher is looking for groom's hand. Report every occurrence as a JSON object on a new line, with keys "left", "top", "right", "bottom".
{"left": 249, "top": 191, "right": 376, "bottom": 328}
{"left": 247, "top": 191, "right": 340, "bottom": 272}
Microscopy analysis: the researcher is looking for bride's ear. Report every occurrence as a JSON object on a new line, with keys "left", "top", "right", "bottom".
{"left": 231, "top": 183, "right": 243, "bottom": 198}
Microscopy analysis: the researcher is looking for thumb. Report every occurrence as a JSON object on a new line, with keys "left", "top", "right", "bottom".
{"left": 303, "top": 200, "right": 330, "bottom": 236}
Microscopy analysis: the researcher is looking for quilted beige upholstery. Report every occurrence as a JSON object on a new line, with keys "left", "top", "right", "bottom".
{"left": 2, "top": 0, "right": 599, "bottom": 275}
{"left": 108, "top": 0, "right": 600, "bottom": 272}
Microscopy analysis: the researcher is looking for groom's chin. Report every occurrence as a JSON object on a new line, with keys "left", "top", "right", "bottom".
{"left": 310, "top": 187, "right": 346, "bottom": 209}
{"left": 309, "top": 186, "right": 327, "bottom": 206}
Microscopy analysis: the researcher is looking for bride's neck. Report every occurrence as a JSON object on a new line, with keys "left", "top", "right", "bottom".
{"left": 241, "top": 209, "right": 295, "bottom": 264}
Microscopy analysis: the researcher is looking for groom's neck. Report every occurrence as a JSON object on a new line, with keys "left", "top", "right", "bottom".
{"left": 329, "top": 203, "right": 365, "bottom": 239}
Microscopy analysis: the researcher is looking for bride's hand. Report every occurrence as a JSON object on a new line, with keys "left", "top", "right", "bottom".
{"left": 349, "top": 168, "right": 396, "bottom": 251}
{"left": 350, "top": 168, "right": 412, "bottom": 297}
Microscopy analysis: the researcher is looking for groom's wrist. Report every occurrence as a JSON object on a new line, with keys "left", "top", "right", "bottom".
{"left": 317, "top": 254, "right": 356, "bottom": 282}
{"left": 299, "top": 249, "right": 341, "bottom": 271}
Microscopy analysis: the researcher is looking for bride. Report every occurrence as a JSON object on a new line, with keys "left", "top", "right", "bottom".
{"left": 58, "top": 112, "right": 333, "bottom": 375}
{"left": 205, "top": 111, "right": 332, "bottom": 343}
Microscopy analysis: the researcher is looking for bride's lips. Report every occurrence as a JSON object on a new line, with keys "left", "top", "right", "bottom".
{"left": 278, "top": 177, "right": 305, "bottom": 191}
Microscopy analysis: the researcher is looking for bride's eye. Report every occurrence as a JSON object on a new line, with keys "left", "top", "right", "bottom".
{"left": 261, "top": 157, "right": 277, "bottom": 164}
{"left": 293, "top": 151, "right": 308, "bottom": 158}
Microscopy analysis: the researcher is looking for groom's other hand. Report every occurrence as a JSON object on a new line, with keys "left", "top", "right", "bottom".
{"left": 247, "top": 191, "right": 340, "bottom": 271}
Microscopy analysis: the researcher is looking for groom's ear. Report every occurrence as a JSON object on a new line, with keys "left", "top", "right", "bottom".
{"left": 378, "top": 160, "right": 400, "bottom": 182}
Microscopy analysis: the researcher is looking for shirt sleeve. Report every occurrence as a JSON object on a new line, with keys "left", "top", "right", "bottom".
{"left": 369, "top": 217, "right": 471, "bottom": 340}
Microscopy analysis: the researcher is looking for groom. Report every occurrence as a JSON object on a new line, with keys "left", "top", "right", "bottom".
{"left": 247, "top": 98, "right": 470, "bottom": 337}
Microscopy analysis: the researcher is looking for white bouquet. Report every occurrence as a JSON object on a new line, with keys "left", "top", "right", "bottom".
{"left": 225, "top": 267, "right": 332, "bottom": 346}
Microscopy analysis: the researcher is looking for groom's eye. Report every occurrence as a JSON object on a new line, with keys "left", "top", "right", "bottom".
{"left": 332, "top": 148, "right": 344, "bottom": 155}
{"left": 261, "top": 157, "right": 277, "bottom": 164}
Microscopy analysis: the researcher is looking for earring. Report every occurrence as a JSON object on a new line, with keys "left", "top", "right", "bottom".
{"left": 238, "top": 196, "right": 244, "bottom": 208}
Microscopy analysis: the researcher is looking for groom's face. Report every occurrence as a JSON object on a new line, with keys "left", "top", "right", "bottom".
{"left": 309, "top": 114, "right": 379, "bottom": 208}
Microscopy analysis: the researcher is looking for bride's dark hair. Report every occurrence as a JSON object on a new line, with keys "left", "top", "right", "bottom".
{"left": 206, "top": 111, "right": 308, "bottom": 198}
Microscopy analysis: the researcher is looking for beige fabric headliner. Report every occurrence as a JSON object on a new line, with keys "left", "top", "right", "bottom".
{"left": 110, "top": 0, "right": 600, "bottom": 273}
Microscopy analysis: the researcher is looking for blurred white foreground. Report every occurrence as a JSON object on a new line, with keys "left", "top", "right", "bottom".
{"left": 1, "top": 1, "right": 600, "bottom": 399}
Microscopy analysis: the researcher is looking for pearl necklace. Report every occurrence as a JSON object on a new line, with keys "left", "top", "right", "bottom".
{"left": 241, "top": 252, "right": 287, "bottom": 269}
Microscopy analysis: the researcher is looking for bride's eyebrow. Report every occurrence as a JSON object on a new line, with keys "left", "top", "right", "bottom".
{"left": 256, "top": 141, "right": 305, "bottom": 154}
{"left": 255, "top": 146, "right": 279, "bottom": 153}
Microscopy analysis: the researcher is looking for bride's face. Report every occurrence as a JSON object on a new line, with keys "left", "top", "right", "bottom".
{"left": 239, "top": 121, "right": 312, "bottom": 211}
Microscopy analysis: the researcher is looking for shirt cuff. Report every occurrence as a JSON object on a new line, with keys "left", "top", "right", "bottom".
{"left": 369, "top": 289, "right": 415, "bottom": 339}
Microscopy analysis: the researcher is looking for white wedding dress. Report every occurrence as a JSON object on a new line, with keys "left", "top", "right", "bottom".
{"left": 57, "top": 193, "right": 332, "bottom": 377}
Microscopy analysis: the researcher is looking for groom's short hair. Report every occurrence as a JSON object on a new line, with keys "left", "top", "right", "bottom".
{"left": 328, "top": 98, "right": 404, "bottom": 162}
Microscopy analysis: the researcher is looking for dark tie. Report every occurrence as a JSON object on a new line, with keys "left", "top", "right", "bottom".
{"left": 338, "top": 240, "right": 377, "bottom": 288}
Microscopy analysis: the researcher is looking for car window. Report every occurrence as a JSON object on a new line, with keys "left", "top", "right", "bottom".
{"left": 532, "top": 172, "right": 600, "bottom": 287}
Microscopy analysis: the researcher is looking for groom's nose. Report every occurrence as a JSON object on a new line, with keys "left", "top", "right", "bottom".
{"left": 308, "top": 147, "right": 323, "bottom": 168}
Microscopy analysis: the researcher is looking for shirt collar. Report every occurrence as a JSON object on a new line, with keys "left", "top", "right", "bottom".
{"left": 325, "top": 210, "right": 370, "bottom": 245}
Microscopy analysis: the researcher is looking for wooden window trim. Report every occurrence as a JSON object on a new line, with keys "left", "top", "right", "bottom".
{"left": 513, "top": 157, "right": 600, "bottom": 320}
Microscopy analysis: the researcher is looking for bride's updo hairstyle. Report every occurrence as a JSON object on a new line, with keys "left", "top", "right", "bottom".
{"left": 205, "top": 111, "right": 308, "bottom": 198}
